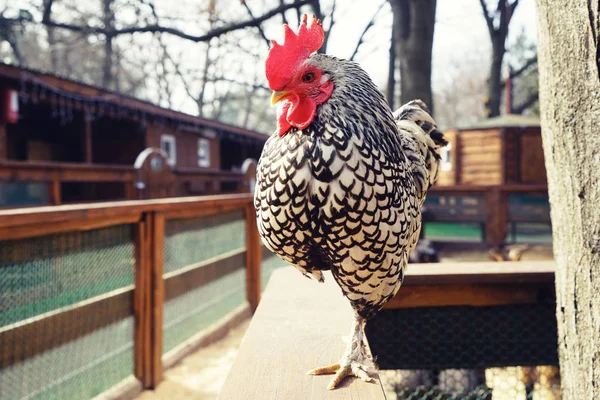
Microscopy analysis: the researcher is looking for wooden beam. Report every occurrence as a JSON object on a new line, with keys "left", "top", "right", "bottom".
{"left": 164, "top": 248, "right": 246, "bottom": 301}
{"left": 149, "top": 212, "right": 165, "bottom": 388}
{"left": 0, "top": 287, "right": 133, "bottom": 369}
{"left": 219, "top": 268, "right": 386, "bottom": 399}
{"left": 0, "top": 213, "right": 141, "bottom": 241}
{"left": 403, "top": 261, "right": 555, "bottom": 286}
{"left": 383, "top": 283, "right": 552, "bottom": 309}
{"left": 245, "top": 205, "right": 261, "bottom": 312}
{"left": 0, "top": 193, "right": 252, "bottom": 230}
{"left": 133, "top": 219, "right": 151, "bottom": 387}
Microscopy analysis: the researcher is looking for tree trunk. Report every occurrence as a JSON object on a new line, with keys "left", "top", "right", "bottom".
{"left": 387, "top": 22, "right": 397, "bottom": 109}
{"left": 102, "top": 0, "right": 114, "bottom": 89}
{"left": 389, "top": 0, "right": 436, "bottom": 113}
{"left": 536, "top": 1, "right": 600, "bottom": 399}
{"left": 487, "top": 35, "right": 505, "bottom": 117}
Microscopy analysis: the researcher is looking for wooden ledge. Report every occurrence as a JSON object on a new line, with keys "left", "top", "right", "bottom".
{"left": 219, "top": 267, "right": 386, "bottom": 400}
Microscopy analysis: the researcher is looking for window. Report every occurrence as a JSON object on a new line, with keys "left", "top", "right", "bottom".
{"left": 441, "top": 142, "right": 452, "bottom": 171}
{"left": 197, "top": 138, "right": 210, "bottom": 168}
{"left": 160, "top": 134, "right": 176, "bottom": 166}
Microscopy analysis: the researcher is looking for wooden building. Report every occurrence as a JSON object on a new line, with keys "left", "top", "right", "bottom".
{"left": 0, "top": 64, "right": 267, "bottom": 208}
{"left": 437, "top": 115, "right": 546, "bottom": 186}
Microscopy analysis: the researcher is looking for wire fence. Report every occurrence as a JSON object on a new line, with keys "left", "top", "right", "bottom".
{"left": 0, "top": 194, "right": 260, "bottom": 400}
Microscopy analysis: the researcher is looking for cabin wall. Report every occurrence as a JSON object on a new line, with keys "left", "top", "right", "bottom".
{"left": 458, "top": 129, "right": 503, "bottom": 185}
{"left": 520, "top": 129, "right": 547, "bottom": 184}
{"left": 146, "top": 124, "right": 220, "bottom": 170}
{"left": 436, "top": 130, "right": 458, "bottom": 186}
{"left": 92, "top": 117, "right": 145, "bottom": 165}
{"left": 503, "top": 128, "right": 521, "bottom": 184}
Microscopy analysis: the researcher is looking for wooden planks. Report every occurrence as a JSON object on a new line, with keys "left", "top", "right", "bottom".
{"left": 402, "top": 261, "right": 555, "bottom": 285}
{"left": 383, "top": 283, "right": 549, "bottom": 308}
{"left": 0, "top": 287, "right": 133, "bottom": 369}
{"left": 219, "top": 267, "right": 386, "bottom": 400}
{"left": 383, "top": 261, "right": 556, "bottom": 309}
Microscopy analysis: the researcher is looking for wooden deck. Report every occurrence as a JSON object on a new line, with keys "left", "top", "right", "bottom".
{"left": 219, "top": 267, "right": 387, "bottom": 400}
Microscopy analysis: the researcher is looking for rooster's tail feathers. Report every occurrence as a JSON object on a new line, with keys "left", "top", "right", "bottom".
{"left": 393, "top": 100, "right": 447, "bottom": 147}
{"left": 393, "top": 99, "right": 448, "bottom": 201}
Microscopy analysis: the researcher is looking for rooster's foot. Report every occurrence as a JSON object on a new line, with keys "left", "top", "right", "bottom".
{"left": 306, "top": 356, "right": 374, "bottom": 390}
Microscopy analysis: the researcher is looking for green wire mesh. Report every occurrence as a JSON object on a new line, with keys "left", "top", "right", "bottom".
{"left": 0, "top": 225, "right": 135, "bottom": 400}
{"left": 163, "top": 211, "right": 247, "bottom": 354}
{"left": 381, "top": 366, "right": 561, "bottom": 400}
{"left": 369, "top": 303, "right": 560, "bottom": 400}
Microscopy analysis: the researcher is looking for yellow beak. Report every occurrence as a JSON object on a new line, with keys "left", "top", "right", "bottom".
{"left": 271, "top": 90, "right": 290, "bottom": 106}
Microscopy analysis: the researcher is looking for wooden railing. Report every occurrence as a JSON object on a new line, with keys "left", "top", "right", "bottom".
{"left": 0, "top": 193, "right": 260, "bottom": 397}
{"left": 0, "top": 160, "right": 251, "bottom": 206}
{"left": 426, "top": 184, "right": 550, "bottom": 247}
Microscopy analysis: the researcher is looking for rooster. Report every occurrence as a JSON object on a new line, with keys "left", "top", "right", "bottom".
{"left": 254, "top": 15, "right": 447, "bottom": 389}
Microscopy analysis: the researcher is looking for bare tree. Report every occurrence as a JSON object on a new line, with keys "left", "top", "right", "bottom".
{"left": 536, "top": 1, "right": 600, "bottom": 399}
{"left": 478, "top": 0, "right": 519, "bottom": 117}
{"left": 388, "top": 0, "right": 437, "bottom": 112}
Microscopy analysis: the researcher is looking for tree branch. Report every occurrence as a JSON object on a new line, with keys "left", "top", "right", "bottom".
{"left": 501, "top": 54, "right": 537, "bottom": 89}
{"left": 512, "top": 90, "right": 538, "bottom": 114}
{"left": 350, "top": 0, "right": 386, "bottom": 61}
{"left": 478, "top": 0, "right": 495, "bottom": 36}
{"left": 9, "top": 0, "right": 312, "bottom": 43}
{"left": 242, "top": 1, "right": 271, "bottom": 48}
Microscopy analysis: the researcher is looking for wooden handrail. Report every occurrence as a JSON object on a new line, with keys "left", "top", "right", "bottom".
{"left": 0, "top": 193, "right": 252, "bottom": 234}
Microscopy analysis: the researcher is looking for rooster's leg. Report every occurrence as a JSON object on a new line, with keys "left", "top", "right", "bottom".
{"left": 307, "top": 313, "right": 374, "bottom": 390}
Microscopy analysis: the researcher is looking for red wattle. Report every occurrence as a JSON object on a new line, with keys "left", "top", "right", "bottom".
{"left": 275, "top": 96, "right": 317, "bottom": 137}
{"left": 287, "top": 97, "right": 316, "bottom": 130}
{"left": 276, "top": 102, "right": 293, "bottom": 137}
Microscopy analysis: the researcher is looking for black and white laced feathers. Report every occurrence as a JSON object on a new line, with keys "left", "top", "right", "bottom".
{"left": 255, "top": 54, "right": 447, "bottom": 319}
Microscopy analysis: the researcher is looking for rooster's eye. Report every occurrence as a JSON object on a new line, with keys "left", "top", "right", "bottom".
{"left": 302, "top": 72, "right": 316, "bottom": 83}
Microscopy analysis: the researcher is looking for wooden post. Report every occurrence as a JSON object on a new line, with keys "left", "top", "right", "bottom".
{"left": 0, "top": 123, "right": 7, "bottom": 160}
{"left": 454, "top": 133, "right": 462, "bottom": 185}
{"left": 485, "top": 186, "right": 508, "bottom": 248}
{"left": 150, "top": 212, "right": 165, "bottom": 387}
{"left": 245, "top": 205, "right": 261, "bottom": 312}
{"left": 47, "top": 172, "right": 61, "bottom": 205}
{"left": 83, "top": 118, "right": 93, "bottom": 163}
{"left": 134, "top": 219, "right": 151, "bottom": 387}
{"left": 133, "top": 212, "right": 165, "bottom": 389}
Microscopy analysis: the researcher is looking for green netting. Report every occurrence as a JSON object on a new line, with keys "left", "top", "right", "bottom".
{"left": 0, "top": 225, "right": 135, "bottom": 400}
{"left": 164, "top": 211, "right": 245, "bottom": 274}
{"left": 381, "top": 367, "right": 561, "bottom": 400}
{"left": 163, "top": 269, "right": 246, "bottom": 353}
{"left": 0, "top": 319, "right": 134, "bottom": 400}
{"left": 0, "top": 225, "right": 134, "bottom": 327}
{"left": 163, "top": 212, "right": 247, "bottom": 354}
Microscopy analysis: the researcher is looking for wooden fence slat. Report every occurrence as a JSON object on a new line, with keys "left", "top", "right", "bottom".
{"left": 245, "top": 205, "right": 261, "bottom": 312}
{"left": 134, "top": 219, "right": 151, "bottom": 387}
{"left": 150, "top": 212, "right": 165, "bottom": 388}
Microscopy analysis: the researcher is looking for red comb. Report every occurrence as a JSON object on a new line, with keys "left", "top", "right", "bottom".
{"left": 265, "top": 15, "right": 324, "bottom": 91}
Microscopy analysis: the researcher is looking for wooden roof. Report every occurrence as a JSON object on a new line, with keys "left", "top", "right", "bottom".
{"left": 458, "top": 114, "right": 541, "bottom": 131}
{"left": 0, "top": 63, "right": 268, "bottom": 142}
